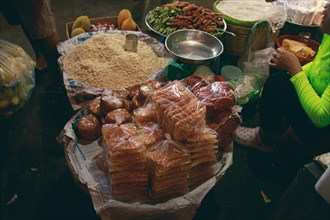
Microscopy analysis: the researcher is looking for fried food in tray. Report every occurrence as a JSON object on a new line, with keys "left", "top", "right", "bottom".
{"left": 146, "top": 1, "right": 226, "bottom": 37}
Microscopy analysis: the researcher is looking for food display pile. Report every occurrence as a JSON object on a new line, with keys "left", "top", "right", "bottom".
{"left": 56, "top": 0, "right": 324, "bottom": 212}
{"left": 146, "top": 1, "right": 225, "bottom": 36}
{"left": 69, "top": 10, "right": 139, "bottom": 38}
{"left": 214, "top": 0, "right": 274, "bottom": 24}
{"left": 62, "top": 34, "right": 167, "bottom": 89}
{"left": 282, "top": 39, "right": 316, "bottom": 60}
{"left": 74, "top": 75, "right": 240, "bottom": 202}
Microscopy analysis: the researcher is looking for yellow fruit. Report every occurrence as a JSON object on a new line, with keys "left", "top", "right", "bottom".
{"left": 11, "top": 96, "right": 20, "bottom": 106}
{"left": 121, "top": 18, "right": 137, "bottom": 31}
{"left": 16, "top": 85, "right": 28, "bottom": 100}
{"left": 72, "top": 16, "right": 91, "bottom": 32}
{"left": 118, "top": 9, "right": 132, "bottom": 28}
{"left": 3, "top": 87, "right": 14, "bottom": 98}
{"left": 71, "top": 27, "right": 86, "bottom": 37}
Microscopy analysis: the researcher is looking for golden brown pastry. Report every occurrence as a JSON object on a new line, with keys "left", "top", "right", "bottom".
{"left": 77, "top": 114, "right": 101, "bottom": 140}
{"left": 86, "top": 98, "right": 101, "bottom": 118}
{"left": 104, "top": 108, "right": 132, "bottom": 125}
{"left": 100, "top": 91, "right": 124, "bottom": 115}
{"left": 282, "top": 39, "right": 316, "bottom": 59}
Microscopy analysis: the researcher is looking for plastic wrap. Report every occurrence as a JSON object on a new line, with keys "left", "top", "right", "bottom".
{"left": 193, "top": 81, "right": 236, "bottom": 114}
{"left": 241, "top": 47, "right": 276, "bottom": 84}
{"left": 185, "top": 127, "right": 219, "bottom": 188}
{"left": 0, "top": 39, "right": 35, "bottom": 116}
{"left": 132, "top": 102, "right": 157, "bottom": 127}
{"left": 146, "top": 139, "right": 191, "bottom": 202}
{"left": 139, "top": 123, "right": 165, "bottom": 147}
{"left": 229, "top": 73, "right": 263, "bottom": 105}
{"left": 104, "top": 108, "right": 132, "bottom": 125}
{"left": 180, "top": 75, "right": 241, "bottom": 149}
{"left": 276, "top": 0, "right": 327, "bottom": 26}
{"left": 102, "top": 123, "right": 148, "bottom": 202}
{"left": 151, "top": 81, "right": 206, "bottom": 141}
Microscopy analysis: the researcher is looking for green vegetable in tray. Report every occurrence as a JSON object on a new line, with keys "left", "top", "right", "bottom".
{"left": 147, "top": 6, "right": 183, "bottom": 35}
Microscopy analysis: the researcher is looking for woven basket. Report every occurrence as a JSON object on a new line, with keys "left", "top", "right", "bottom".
{"left": 222, "top": 21, "right": 273, "bottom": 57}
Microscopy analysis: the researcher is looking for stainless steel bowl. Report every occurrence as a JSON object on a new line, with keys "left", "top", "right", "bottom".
{"left": 165, "top": 29, "right": 224, "bottom": 66}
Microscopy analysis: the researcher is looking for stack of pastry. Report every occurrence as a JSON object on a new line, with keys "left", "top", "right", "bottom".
{"left": 102, "top": 123, "right": 149, "bottom": 202}
{"left": 185, "top": 128, "right": 218, "bottom": 189}
{"left": 151, "top": 81, "right": 206, "bottom": 141}
{"left": 146, "top": 140, "right": 191, "bottom": 201}
{"left": 183, "top": 76, "right": 241, "bottom": 148}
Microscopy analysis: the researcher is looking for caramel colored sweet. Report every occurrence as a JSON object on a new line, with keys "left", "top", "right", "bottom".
{"left": 77, "top": 114, "right": 101, "bottom": 140}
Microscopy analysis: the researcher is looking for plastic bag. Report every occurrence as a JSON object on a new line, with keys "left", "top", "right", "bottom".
{"left": 146, "top": 139, "right": 191, "bottom": 202}
{"left": 101, "top": 123, "right": 149, "bottom": 202}
{"left": 237, "top": 5, "right": 286, "bottom": 82}
{"left": 229, "top": 73, "right": 263, "bottom": 105}
{"left": 151, "top": 81, "right": 207, "bottom": 141}
{"left": 262, "top": 5, "right": 287, "bottom": 33}
{"left": 0, "top": 39, "right": 35, "bottom": 116}
{"left": 240, "top": 47, "right": 276, "bottom": 84}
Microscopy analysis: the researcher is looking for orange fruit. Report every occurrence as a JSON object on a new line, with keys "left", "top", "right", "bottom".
{"left": 121, "top": 18, "right": 137, "bottom": 31}
{"left": 118, "top": 9, "right": 132, "bottom": 28}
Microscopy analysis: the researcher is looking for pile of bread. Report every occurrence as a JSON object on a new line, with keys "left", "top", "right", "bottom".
{"left": 77, "top": 76, "right": 241, "bottom": 202}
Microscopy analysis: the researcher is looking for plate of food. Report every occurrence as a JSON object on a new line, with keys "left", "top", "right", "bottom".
{"left": 145, "top": 1, "right": 227, "bottom": 37}
{"left": 276, "top": 34, "right": 320, "bottom": 64}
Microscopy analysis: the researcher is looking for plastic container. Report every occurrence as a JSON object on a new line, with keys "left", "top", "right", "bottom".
{"left": 220, "top": 65, "right": 243, "bottom": 81}
{"left": 276, "top": 34, "right": 320, "bottom": 64}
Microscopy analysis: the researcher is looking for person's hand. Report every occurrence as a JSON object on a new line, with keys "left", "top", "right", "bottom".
{"left": 269, "top": 48, "right": 302, "bottom": 77}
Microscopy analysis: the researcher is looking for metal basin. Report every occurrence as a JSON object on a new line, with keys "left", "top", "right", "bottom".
{"left": 165, "top": 29, "right": 224, "bottom": 66}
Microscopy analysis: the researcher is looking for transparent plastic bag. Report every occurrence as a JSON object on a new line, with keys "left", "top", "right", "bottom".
{"left": 150, "top": 81, "right": 206, "bottom": 141}
{"left": 146, "top": 139, "right": 191, "bottom": 201}
{"left": 237, "top": 4, "right": 286, "bottom": 82}
{"left": 101, "top": 123, "right": 149, "bottom": 202}
{"left": 241, "top": 47, "right": 276, "bottom": 84}
{"left": 0, "top": 39, "right": 35, "bottom": 116}
{"left": 229, "top": 73, "right": 263, "bottom": 105}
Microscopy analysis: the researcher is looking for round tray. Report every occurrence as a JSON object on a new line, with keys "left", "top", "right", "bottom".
{"left": 286, "top": 20, "right": 320, "bottom": 28}
{"left": 145, "top": 10, "right": 227, "bottom": 38}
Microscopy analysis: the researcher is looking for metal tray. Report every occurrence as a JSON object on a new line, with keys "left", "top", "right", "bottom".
{"left": 286, "top": 20, "right": 320, "bottom": 28}
{"left": 145, "top": 10, "right": 227, "bottom": 38}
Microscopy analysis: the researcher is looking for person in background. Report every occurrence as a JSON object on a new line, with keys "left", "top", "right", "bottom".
{"left": 234, "top": 2, "right": 330, "bottom": 154}
{"left": 1, "top": 0, "right": 60, "bottom": 79}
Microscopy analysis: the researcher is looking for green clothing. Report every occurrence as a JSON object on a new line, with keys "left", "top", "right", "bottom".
{"left": 290, "top": 34, "right": 330, "bottom": 128}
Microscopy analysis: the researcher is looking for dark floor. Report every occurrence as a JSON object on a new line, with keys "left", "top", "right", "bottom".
{"left": 0, "top": 1, "right": 329, "bottom": 220}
